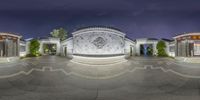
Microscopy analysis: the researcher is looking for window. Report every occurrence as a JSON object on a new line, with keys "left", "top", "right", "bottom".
{"left": 20, "top": 46, "right": 26, "bottom": 52}
{"left": 194, "top": 41, "right": 200, "bottom": 56}
{"left": 169, "top": 46, "right": 175, "bottom": 52}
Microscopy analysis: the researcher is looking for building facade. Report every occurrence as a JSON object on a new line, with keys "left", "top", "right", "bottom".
{"left": 60, "top": 27, "right": 135, "bottom": 58}
{"left": 0, "top": 33, "right": 21, "bottom": 57}
{"left": 1, "top": 27, "right": 200, "bottom": 63}
{"left": 174, "top": 33, "right": 200, "bottom": 57}
{"left": 72, "top": 27, "right": 125, "bottom": 56}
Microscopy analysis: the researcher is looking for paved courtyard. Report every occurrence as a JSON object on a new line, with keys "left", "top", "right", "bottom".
{"left": 0, "top": 56, "right": 200, "bottom": 100}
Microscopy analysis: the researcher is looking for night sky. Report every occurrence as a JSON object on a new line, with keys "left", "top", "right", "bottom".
{"left": 0, "top": 0, "right": 200, "bottom": 39}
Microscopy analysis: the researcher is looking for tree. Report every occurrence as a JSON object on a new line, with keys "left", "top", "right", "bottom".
{"left": 29, "top": 39, "right": 40, "bottom": 57}
{"left": 156, "top": 40, "right": 168, "bottom": 57}
{"left": 50, "top": 28, "right": 67, "bottom": 41}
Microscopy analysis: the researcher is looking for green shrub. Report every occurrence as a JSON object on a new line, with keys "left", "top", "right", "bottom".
{"left": 29, "top": 39, "right": 40, "bottom": 57}
{"left": 156, "top": 40, "right": 168, "bottom": 57}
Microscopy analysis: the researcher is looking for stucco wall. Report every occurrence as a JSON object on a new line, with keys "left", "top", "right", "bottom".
{"left": 60, "top": 37, "right": 73, "bottom": 56}
{"left": 39, "top": 38, "right": 60, "bottom": 55}
{"left": 135, "top": 38, "right": 158, "bottom": 56}
{"left": 125, "top": 38, "right": 135, "bottom": 56}
{"left": 19, "top": 41, "right": 26, "bottom": 57}
{"left": 167, "top": 41, "right": 175, "bottom": 57}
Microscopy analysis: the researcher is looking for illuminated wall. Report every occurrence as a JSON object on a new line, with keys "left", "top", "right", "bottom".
{"left": 135, "top": 38, "right": 158, "bottom": 56}
{"left": 72, "top": 27, "right": 125, "bottom": 56}
{"left": 39, "top": 38, "right": 60, "bottom": 55}
{"left": 60, "top": 37, "right": 73, "bottom": 56}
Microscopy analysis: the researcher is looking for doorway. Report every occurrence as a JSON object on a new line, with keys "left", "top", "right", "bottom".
{"left": 140, "top": 44, "right": 153, "bottom": 56}
{"left": 43, "top": 44, "right": 57, "bottom": 55}
{"left": 64, "top": 47, "right": 67, "bottom": 56}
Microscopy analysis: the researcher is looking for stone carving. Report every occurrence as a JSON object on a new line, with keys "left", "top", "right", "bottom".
{"left": 73, "top": 29, "right": 125, "bottom": 55}
{"left": 92, "top": 37, "right": 107, "bottom": 49}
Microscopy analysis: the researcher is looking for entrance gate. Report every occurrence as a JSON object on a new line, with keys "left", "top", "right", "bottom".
{"left": 140, "top": 44, "right": 153, "bottom": 56}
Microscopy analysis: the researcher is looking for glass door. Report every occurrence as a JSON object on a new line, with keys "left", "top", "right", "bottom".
{"left": 194, "top": 41, "right": 200, "bottom": 56}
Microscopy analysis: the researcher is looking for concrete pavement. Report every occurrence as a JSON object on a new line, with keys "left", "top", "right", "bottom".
{"left": 0, "top": 56, "right": 200, "bottom": 100}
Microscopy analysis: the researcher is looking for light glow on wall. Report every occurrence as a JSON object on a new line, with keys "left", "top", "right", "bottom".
{"left": 73, "top": 28, "right": 125, "bottom": 56}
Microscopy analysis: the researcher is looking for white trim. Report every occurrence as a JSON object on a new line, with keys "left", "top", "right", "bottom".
{"left": 61, "top": 37, "right": 73, "bottom": 44}
{"left": 125, "top": 38, "right": 135, "bottom": 44}
{"left": 72, "top": 27, "right": 125, "bottom": 37}
{"left": 0, "top": 32, "right": 22, "bottom": 38}
{"left": 173, "top": 32, "right": 200, "bottom": 39}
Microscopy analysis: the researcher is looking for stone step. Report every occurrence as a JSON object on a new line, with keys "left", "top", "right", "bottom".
{"left": 175, "top": 57, "right": 200, "bottom": 63}
{"left": 0, "top": 57, "right": 19, "bottom": 63}
{"left": 71, "top": 55, "right": 127, "bottom": 65}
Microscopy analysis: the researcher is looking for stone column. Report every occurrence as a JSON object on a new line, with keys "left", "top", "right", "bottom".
{"left": 39, "top": 41, "right": 43, "bottom": 55}
{"left": 5, "top": 38, "right": 8, "bottom": 57}
{"left": 17, "top": 38, "right": 20, "bottom": 56}
{"left": 56, "top": 41, "right": 61, "bottom": 55}
{"left": 186, "top": 39, "right": 190, "bottom": 57}
{"left": 175, "top": 39, "right": 178, "bottom": 57}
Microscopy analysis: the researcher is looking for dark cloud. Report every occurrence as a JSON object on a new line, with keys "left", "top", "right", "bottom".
{"left": 0, "top": 0, "right": 200, "bottom": 39}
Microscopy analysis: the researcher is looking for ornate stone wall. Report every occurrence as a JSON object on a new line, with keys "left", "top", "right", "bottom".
{"left": 73, "top": 28, "right": 125, "bottom": 55}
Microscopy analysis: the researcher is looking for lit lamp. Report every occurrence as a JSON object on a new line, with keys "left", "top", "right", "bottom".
{"left": 192, "top": 36, "right": 197, "bottom": 40}
{"left": 52, "top": 45, "right": 56, "bottom": 50}
{"left": 2, "top": 36, "right": 6, "bottom": 39}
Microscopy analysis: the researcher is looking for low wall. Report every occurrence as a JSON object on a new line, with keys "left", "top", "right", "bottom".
{"left": 0, "top": 57, "right": 19, "bottom": 63}
{"left": 20, "top": 52, "right": 26, "bottom": 57}
{"left": 175, "top": 57, "right": 200, "bottom": 63}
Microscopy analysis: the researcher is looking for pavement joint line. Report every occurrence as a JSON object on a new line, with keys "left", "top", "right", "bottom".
{"left": 128, "top": 65, "right": 200, "bottom": 79}
{"left": 128, "top": 65, "right": 152, "bottom": 72}
{"left": 132, "top": 61, "right": 140, "bottom": 64}
{"left": 50, "top": 67, "right": 129, "bottom": 79}
{"left": 171, "top": 61, "right": 200, "bottom": 68}
{"left": 1, "top": 64, "right": 200, "bottom": 79}
{"left": 144, "top": 65, "right": 153, "bottom": 69}
{"left": 166, "top": 62, "right": 172, "bottom": 65}
{"left": 0, "top": 67, "right": 45, "bottom": 79}
{"left": 150, "top": 66, "right": 200, "bottom": 79}
{"left": 158, "top": 61, "right": 163, "bottom": 64}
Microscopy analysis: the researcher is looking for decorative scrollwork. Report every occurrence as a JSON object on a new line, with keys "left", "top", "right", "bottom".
{"left": 92, "top": 37, "right": 107, "bottom": 49}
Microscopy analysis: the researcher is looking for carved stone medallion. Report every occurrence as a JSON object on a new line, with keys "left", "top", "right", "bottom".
{"left": 92, "top": 37, "right": 106, "bottom": 49}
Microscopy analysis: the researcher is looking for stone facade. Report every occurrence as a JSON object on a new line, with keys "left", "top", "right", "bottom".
{"left": 72, "top": 27, "right": 125, "bottom": 56}
{"left": 7, "top": 27, "right": 200, "bottom": 59}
